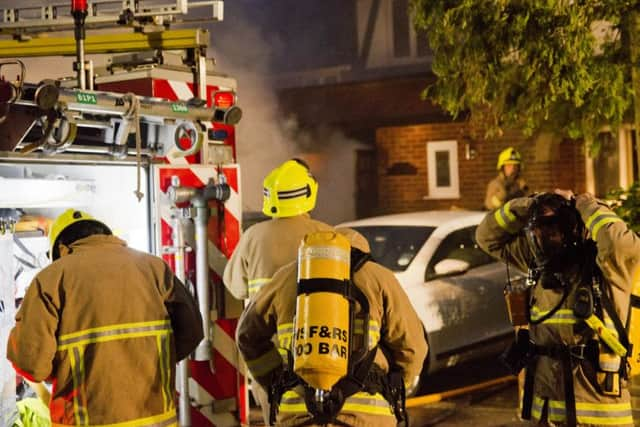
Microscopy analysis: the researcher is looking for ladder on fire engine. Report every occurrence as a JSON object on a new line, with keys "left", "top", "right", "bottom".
{"left": 0, "top": 1, "right": 224, "bottom": 94}
{"left": 0, "top": 1, "right": 224, "bottom": 34}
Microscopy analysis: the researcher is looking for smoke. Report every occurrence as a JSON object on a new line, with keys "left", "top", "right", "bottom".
{"left": 1, "top": 0, "right": 364, "bottom": 224}
{"left": 210, "top": 5, "right": 364, "bottom": 224}
{"left": 208, "top": 18, "right": 295, "bottom": 215}
{"left": 283, "top": 121, "right": 366, "bottom": 224}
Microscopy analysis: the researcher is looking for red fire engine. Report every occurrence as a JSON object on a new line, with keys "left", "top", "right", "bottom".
{"left": 0, "top": 1, "right": 248, "bottom": 426}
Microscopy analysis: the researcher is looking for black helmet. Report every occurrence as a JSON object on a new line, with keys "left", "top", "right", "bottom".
{"left": 525, "top": 193, "right": 585, "bottom": 274}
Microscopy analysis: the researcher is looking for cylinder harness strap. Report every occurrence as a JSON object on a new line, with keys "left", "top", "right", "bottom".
{"left": 270, "top": 249, "right": 406, "bottom": 427}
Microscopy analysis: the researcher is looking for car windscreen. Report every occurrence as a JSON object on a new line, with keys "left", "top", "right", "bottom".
{"left": 351, "top": 225, "right": 435, "bottom": 272}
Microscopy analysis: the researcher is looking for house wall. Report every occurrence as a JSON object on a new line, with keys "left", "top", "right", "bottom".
{"left": 375, "top": 123, "right": 586, "bottom": 214}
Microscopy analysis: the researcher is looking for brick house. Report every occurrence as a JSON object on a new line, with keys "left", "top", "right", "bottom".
{"left": 225, "top": 0, "right": 634, "bottom": 219}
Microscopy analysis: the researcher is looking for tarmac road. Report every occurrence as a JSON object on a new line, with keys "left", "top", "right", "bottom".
{"left": 250, "top": 355, "right": 640, "bottom": 426}
{"left": 408, "top": 355, "right": 524, "bottom": 427}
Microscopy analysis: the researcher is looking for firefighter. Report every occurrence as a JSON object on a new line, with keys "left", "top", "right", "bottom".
{"left": 223, "top": 158, "right": 332, "bottom": 300}
{"left": 484, "top": 147, "right": 529, "bottom": 210}
{"left": 236, "top": 227, "right": 428, "bottom": 427}
{"left": 7, "top": 209, "right": 203, "bottom": 427}
{"left": 476, "top": 191, "right": 638, "bottom": 426}
{"left": 223, "top": 158, "right": 332, "bottom": 425}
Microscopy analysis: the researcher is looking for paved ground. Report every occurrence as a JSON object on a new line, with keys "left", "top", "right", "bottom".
{"left": 250, "top": 355, "right": 640, "bottom": 426}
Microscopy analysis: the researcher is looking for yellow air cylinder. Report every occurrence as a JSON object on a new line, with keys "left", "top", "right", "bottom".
{"left": 627, "top": 267, "right": 640, "bottom": 376}
{"left": 293, "top": 231, "right": 351, "bottom": 391}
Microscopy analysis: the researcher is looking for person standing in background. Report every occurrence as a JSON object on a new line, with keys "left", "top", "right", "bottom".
{"left": 485, "top": 147, "right": 529, "bottom": 210}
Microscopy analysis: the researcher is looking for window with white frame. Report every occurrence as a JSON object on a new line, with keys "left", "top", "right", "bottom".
{"left": 585, "top": 127, "right": 638, "bottom": 197}
{"left": 425, "top": 140, "right": 460, "bottom": 199}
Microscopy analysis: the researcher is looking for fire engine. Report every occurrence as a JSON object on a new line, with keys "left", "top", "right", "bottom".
{"left": 0, "top": 1, "right": 248, "bottom": 426}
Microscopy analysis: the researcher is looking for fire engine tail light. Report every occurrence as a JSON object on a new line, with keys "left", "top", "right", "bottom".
{"left": 71, "top": 0, "right": 88, "bottom": 13}
{"left": 213, "top": 91, "right": 236, "bottom": 109}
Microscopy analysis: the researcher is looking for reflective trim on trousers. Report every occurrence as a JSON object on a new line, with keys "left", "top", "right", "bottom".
{"left": 531, "top": 396, "right": 633, "bottom": 426}
{"left": 279, "top": 390, "right": 394, "bottom": 416}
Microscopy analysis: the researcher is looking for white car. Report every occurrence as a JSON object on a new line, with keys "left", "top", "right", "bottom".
{"left": 340, "top": 210, "right": 524, "bottom": 375}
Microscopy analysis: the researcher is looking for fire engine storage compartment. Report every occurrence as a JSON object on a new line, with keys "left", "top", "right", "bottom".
{"left": 0, "top": 162, "right": 151, "bottom": 251}
{"left": 0, "top": 160, "right": 151, "bottom": 422}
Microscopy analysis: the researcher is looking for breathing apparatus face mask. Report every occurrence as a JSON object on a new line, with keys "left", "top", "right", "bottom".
{"left": 525, "top": 194, "right": 585, "bottom": 287}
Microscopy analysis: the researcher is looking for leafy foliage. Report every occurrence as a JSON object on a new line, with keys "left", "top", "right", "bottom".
{"left": 410, "top": 1, "right": 637, "bottom": 138}
{"left": 606, "top": 182, "right": 640, "bottom": 232}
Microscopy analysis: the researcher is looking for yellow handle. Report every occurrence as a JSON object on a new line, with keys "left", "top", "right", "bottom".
{"left": 584, "top": 315, "right": 627, "bottom": 357}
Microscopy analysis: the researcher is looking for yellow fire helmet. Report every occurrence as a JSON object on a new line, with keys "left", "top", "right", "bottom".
{"left": 49, "top": 209, "right": 110, "bottom": 261}
{"left": 497, "top": 147, "right": 523, "bottom": 170}
{"left": 263, "top": 159, "right": 319, "bottom": 218}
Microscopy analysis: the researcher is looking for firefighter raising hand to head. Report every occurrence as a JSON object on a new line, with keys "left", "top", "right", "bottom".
{"left": 7, "top": 209, "right": 203, "bottom": 427}
{"left": 485, "top": 147, "right": 529, "bottom": 210}
{"left": 236, "top": 228, "right": 427, "bottom": 427}
{"left": 476, "top": 190, "right": 640, "bottom": 427}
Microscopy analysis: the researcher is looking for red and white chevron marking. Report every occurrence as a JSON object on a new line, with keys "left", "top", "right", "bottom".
{"left": 155, "top": 164, "right": 244, "bottom": 427}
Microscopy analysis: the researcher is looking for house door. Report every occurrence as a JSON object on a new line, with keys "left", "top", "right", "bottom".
{"left": 356, "top": 149, "right": 377, "bottom": 218}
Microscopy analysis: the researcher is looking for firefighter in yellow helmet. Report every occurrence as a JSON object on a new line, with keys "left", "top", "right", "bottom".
{"left": 484, "top": 147, "right": 529, "bottom": 210}
{"left": 236, "top": 227, "right": 428, "bottom": 427}
{"left": 476, "top": 191, "right": 639, "bottom": 426}
{"left": 7, "top": 209, "right": 203, "bottom": 426}
{"left": 223, "top": 158, "right": 332, "bottom": 300}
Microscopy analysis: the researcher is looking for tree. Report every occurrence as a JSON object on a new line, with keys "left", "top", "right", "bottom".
{"left": 410, "top": 1, "right": 638, "bottom": 143}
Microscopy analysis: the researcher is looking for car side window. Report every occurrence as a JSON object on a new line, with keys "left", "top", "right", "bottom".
{"left": 425, "top": 226, "right": 494, "bottom": 280}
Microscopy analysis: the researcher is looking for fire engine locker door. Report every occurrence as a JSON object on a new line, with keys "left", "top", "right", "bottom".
{"left": 0, "top": 162, "right": 152, "bottom": 253}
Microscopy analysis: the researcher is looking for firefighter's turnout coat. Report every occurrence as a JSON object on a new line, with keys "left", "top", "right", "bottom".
{"left": 236, "top": 231, "right": 428, "bottom": 427}
{"left": 484, "top": 173, "right": 528, "bottom": 210}
{"left": 7, "top": 235, "right": 203, "bottom": 427}
{"left": 476, "top": 194, "right": 638, "bottom": 426}
{"left": 223, "top": 214, "right": 332, "bottom": 300}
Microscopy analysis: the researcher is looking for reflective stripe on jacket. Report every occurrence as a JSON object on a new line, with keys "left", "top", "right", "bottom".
{"left": 8, "top": 235, "right": 202, "bottom": 427}
{"left": 223, "top": 214, "right": 332, "bottom": 300}
{"left": 476, "top": 195, "right": 639, "bottom": 427}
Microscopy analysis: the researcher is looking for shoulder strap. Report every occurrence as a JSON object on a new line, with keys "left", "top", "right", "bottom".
{"left": 351, "top": 247, "right": 371, "bottom": 273}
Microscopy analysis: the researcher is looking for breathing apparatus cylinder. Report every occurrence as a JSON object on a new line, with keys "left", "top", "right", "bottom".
{"left": 627, "top": 268, "right": 640, "bottom": 376}
{"left": 294, "top": 231, "right": 351, "bottom": 391}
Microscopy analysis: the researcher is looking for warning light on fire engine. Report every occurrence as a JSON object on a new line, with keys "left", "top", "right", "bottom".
{"left": 71, "top": 0, "right": 88, "bottom": 13}
{"left": 213, "top": 91, "right": 235, "bottom": 109}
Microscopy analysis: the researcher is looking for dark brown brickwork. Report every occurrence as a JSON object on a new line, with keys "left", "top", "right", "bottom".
{"left": 277, "top": 76, "right": 586, "bottom": 218}
{"left": 375, "top": 123, "right": 586, "bottom": 215}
